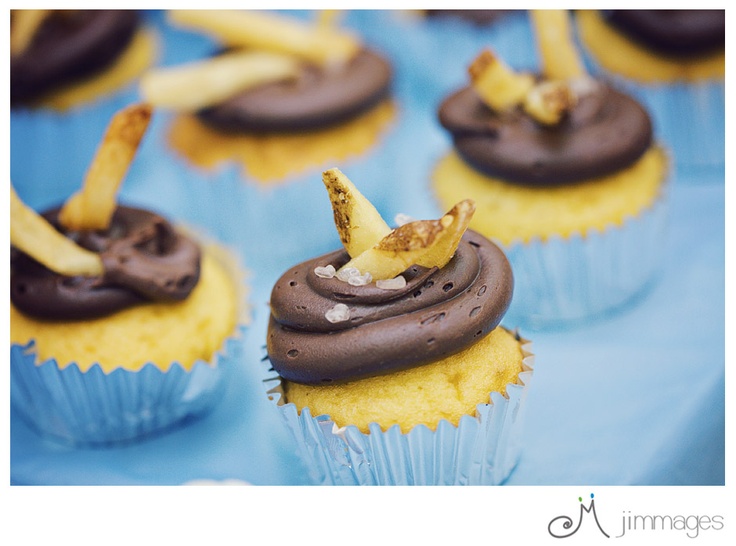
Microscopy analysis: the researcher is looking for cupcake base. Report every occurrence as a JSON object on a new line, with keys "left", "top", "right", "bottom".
{"left": 433, "top": 150, "right": 669, "bottom": 329}
{"left": 10, "top": 332, "right": 242, "bottom": 447}
{"left": 263, "top": 336, "right": 534, "bottom": 485}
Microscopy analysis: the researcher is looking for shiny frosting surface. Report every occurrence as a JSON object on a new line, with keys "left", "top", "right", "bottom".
{"left": 604, "top": 10, "right": 725, "bottom": 57}
{"left": 267, "top": 231, "right": 513, "bottom": 385}
{"left": 438, "top": 81, "right": 652, "bottom": 186}
{"left": 11, "top": 10, "right": 139, "bottom": 105}
{"left": 197, "top": 49, "right": 392, "bottom": 133}
{"left": 11, "top": 206, "right": 201, "bottom": 320}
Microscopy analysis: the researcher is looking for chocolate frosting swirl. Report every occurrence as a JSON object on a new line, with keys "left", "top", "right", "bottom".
{"left": 267, "top": 231, "right": 513, "bottom": 385}
{"left": 10, "top": 206, "right": 201, "bottom": 320}
{"left": 11, "top": 10, "right": 139, "bottom": 105}
{"left": 603, "top": 10, "right": 725, "bottom": 58}
{"left": 197, "top": 49, "right": 392, "bottom": 133}
{"left": 438, "top": 82, "right": 652, "bottom": 186}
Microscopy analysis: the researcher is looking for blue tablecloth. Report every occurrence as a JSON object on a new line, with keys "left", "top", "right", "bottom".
{"left": 9, "top": 10, "right": 725, "bottom": 486}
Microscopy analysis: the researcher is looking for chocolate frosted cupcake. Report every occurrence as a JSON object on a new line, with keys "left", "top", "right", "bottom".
{"left": 263, "top": 168, "right": 534, "bottom": 485}
{"left": 142, "top": 10, "right": 396, "bottom": 184}
{"left": 576, "top": 10, "right": 724, "bottom": 176}
{"left": 433, "top": 11, "right": 669, "bottom": 328}
{"left": 11, "top": 10, "right": 157, "bottom": 110}
{"left": 10, "top": 10, "right": 158, "bottom": 209}
{"left": 10, "top": 105, "right": 246, "bottom": 445}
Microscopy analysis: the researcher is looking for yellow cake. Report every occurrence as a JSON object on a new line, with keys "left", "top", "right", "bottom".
{"left": 284, "top": 326, "right": 524, "bottom": 433}
{"left": 434, "top": 146, "right": 668, "bottom": 245}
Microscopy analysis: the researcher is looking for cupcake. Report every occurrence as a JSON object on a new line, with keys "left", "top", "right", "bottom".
{"left": 11, "top": 9, "right": 157, "bottom": 110}
{"left": 263, "top": 168, "right": 534, "bottom": 485}
{"left": 432, "top": 10, "right": 669, "bottom": 328}
{"left": 141, "top": 10, "right": 395, "bottom": 184}
{"left": 10, "top": 104, "right": 246, "bottom": 445}
{"left": 10, "top": 10, "right": 158, "bottom": 208}
{"left": 576, "top": 10, "right": 725, "bottom": 176}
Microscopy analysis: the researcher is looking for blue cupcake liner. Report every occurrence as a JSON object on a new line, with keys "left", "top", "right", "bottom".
{"left": 10, "top": 325, "right": 245, "bottom": 447}
{"left": 500, "top": 184, "right": 669, "bottom": 330}
{"left": 263, "top": 336, "right": 534, "bottom": 485}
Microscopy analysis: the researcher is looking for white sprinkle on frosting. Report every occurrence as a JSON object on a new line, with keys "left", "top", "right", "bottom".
{"left": 314, "top": 264, "right": 336, "bottom": 278}
{"left": 348, "top": 272, "right": 372, "bottom": 286}
{"left": 394, "top": 213, "right": 415, "bottom": 226}
{"left": 336, "top": 267, "right": 361, "bottom": 282}
{"left": 569, "top": 76, "right": 599, "bottom": 98}
{"left": 325, "top": 303, "right": 350, "bottom": 323}
{"left": 376, "top": 275, "right": 407, "bottom": 290}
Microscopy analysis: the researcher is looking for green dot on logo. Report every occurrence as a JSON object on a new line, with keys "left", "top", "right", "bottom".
{"left": 578, "top": 497, "right": 582, "bottom": 502}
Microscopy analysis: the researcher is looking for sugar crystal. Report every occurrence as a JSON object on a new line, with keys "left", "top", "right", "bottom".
{"left": 314, "top": 265, "right": 336, "bottom": 278}
{"left": 325, "top": 303, "right": 350, "bottom": 323}
{"left": 376, "top": 275, "right": 407, "bottom": 290}
{"left": 348, "top": 272, "right": 372, "bottom": 286}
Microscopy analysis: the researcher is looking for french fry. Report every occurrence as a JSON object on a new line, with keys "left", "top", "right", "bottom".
{"left": 11, "top": 187, "right": 104, "bottom": 277}
{"left": 316, "top": 9, "right": 342, "bottom": 29}
{"left": 469, "top": 49, "right": 534, "bottom": 112}
{"left": 140, "top": 50, "right": 299, "bottom": 111}
{"left": 59, "top": 104, "right": 152, "bottom": 231}
{"left": 10, "top": 9, "right": 50, "bottom": 56}
{"left": 530, "top": 10, "right": 586, "bottom": 80}
{"left": 338, "top": 200, "right": 475, "bottom": 281}
{"left": 523, "top": 80, "right": 577, "bottom": 125}
{"left": 168, "top": 10, "right": 360, "bottom": 68}
{"left": 323, "top": 168, "right": 392, "bottom": 258}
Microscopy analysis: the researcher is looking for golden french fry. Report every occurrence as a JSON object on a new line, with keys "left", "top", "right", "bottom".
{"left": 140, "top": 50, "right": 299, "bottom": 111}
{"left": 59, "top": 103, "right": 152, "bottom": 231}
{"left": 323, "top": 168, "right": 392, "bottom": 258}
{"left": 168, "top": 10, "right": 360, "bottom": 68}
{"left": 469, "top": 49, "right": 534, "bottom": 111}
{"left": 11, "top": 186, "right": 104, "bottom": 277}
{"left": 316, "top": 9, "right": 342, "bottom": 29}
{"left": 10, "top": 9, "right": 50, "bottom": 56}
{"left": 523, "top": 80, "right": 577, "bottom": 125}
{"left": 338, "top": 200, "right": 475, "bottom": 281}
{"left": 530, "top": 10, "right": 586, "bottom": 80}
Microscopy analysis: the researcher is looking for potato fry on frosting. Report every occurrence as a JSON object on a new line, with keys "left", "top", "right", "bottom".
{"left": 322, "top": 168, "right": 392, "bottom": 258}
{"left": 469, "top": 49, "right": 534, "bottom": 112}
{"left": 140, "top": 50, "right": 300, "bottom": 112}
{"left": 11, "top": 187, "right": 104, "bottom": 277}
{"left": 530, "top": 10, "right": 586, "bottom": 81}
{"left": 523, "top": 80, "right": 577, "bottom": 126}
{"left": 338, "top": 200, "right": 475, "bottom": 281}
{"left": 59, "top": 103, "right": 152, "bottom": 231}
{"left": 168, "top": 9, "right": 361, "bottom": 68}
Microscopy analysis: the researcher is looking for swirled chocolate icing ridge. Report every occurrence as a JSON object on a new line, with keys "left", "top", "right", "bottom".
{"left": 11, "top": 10, "right": 139, "bottom": 105}
{"left": 267, "top": 230, "right": 513, "bottom": 385}
{"left": 196, "top": 49, "right": 392, "bottom": 133}
{"left": 10, "top": 206, "right": 201, "bottom": 320}
{"left": 603, "top": 10, "right": 725, "bottom": 58}
{"left": 438, "top": 82, "right": 652, "bottom": 186}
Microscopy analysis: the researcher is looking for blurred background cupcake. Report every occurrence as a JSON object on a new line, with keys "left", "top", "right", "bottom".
{"left": 141, "top": 9, "right": 396, "bottom": 186}
{"left": 263, "top": 169, "right": 535, "bottom": 485}
{"left": 10, "top": 104, "right": 248, "bottom": 446}
{"left": 432, "top": 10, "right": 670, "bottom": 329}
{"left": 10, "top": 10, "right": 159, "bottom": 208}
{"left": 575, "top": 9, "right": 725, "bottom": 180}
